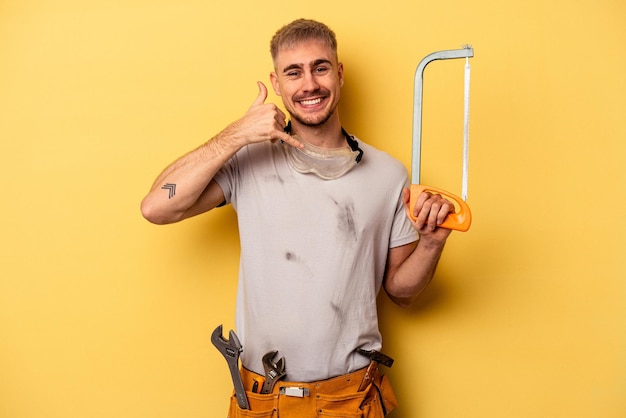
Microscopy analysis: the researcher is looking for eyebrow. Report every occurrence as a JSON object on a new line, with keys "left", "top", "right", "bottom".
{"left": 282, "top": 58, "right": 333, "bottom": 74}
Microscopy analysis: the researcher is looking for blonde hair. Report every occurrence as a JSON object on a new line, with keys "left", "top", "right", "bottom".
{"left": 270, "top": 19, "right": 338, "bottom": 63}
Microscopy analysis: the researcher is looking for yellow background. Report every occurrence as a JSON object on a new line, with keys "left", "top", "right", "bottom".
{"left": 1, "top": 0, "right": 624, "bottom": 417}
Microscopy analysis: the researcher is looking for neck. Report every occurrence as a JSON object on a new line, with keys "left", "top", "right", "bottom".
{"left": 289, "top": 116, "right": 346, "bottom": 149}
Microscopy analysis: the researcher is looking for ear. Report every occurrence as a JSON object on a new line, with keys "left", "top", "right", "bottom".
{"left": 269, "top": 72, "right": 281, "bottom": 96}
{"left": 338, "top": 62, "right": 344, "bottom": 87}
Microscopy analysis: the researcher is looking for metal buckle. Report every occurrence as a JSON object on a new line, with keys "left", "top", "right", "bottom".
{"left": 279, "top": 387, "right": 310, "bottom": 398}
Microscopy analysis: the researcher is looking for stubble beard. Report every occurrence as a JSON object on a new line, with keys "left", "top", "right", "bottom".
{"left": 289, "top": 101, "right": 338, "bottom": 128}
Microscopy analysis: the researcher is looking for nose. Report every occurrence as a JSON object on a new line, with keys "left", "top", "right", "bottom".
{"left": 302, "top": 70, "right": 320, "bottom": 93}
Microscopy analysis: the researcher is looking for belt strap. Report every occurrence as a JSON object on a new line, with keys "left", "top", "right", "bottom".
{"left": 240, "top": 366, "right": 368, "bottom": 396}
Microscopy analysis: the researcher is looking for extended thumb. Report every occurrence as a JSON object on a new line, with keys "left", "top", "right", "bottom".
{"left": 251, "top": 81, "right": 268, "bottom": 106}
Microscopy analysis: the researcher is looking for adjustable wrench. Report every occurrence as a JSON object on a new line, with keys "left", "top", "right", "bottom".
{"left": 260, "top": 350, "right": 286, "bottom": 394}
{"left": 211, "top": 325, "right": 249, "bottom": 410}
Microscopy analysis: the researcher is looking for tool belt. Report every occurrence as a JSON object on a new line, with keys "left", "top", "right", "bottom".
{"left": 228, "top": 364, "right": 398, "bottom": 418}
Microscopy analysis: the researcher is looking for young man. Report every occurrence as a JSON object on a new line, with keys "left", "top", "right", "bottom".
{"left": 141, "top": 19, "right": 453, "bottom": 417}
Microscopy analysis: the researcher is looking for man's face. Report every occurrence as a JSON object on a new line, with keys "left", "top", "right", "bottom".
{"left": 270, "top": 39, "right": 344, "bottom": 128}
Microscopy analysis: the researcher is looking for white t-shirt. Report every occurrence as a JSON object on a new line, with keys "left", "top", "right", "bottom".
{"left": 214, "top": 137, "right": 417, "bottom": 382}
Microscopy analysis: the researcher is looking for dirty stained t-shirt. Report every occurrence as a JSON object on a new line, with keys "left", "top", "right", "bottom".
{"left": 213, "top": 137, "right": 417, "bottom": 382}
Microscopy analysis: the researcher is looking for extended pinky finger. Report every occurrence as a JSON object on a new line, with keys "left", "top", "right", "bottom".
{"left": 281, "top": 133, "right": 305, "bottom": 149}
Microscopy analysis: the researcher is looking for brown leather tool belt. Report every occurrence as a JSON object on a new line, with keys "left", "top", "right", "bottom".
{"left": 228, "top": 364, "right": 398, "bottom": 417}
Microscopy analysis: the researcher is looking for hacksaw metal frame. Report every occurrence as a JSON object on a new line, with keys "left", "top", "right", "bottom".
{"left": 411, "top": 46, "right": 474, "bottom": 186}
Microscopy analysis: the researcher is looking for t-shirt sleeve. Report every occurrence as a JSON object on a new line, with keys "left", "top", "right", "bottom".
{"left": 389, "top": 182, "right": 419, "bottom": 248}
{"left": 212, "top": 153, "right": 239, "bottom": 207}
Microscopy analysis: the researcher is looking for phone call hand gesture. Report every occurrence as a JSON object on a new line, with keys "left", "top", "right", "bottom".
{"left": 231, "top": 82, "right": 303, "bottom": 149}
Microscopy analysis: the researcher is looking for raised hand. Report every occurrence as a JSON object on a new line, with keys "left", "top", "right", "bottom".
{"left": 231, "top": 82, "right": 303, "bottom": 148}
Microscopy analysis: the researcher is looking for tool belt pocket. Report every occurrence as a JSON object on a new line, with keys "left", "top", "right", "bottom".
{"left": 228, "top": 391, "right": 277, "bottom": 418}
{"left": 316, "top": 374, "right": 397, "bottom": 418}
{"left": 316, "top": 391, "right": 368, "bottom": 417}
{"left": 369, "top": 374, "right": 398, "bottom": 416}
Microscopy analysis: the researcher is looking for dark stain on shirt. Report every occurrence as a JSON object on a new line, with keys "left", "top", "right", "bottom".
{"left": 336, "top": 200, "right": 358, "bottom": 242}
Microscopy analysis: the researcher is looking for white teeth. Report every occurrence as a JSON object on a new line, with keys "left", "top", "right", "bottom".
{"left": 300, "top": 98, "right": 322, "bottom": 106}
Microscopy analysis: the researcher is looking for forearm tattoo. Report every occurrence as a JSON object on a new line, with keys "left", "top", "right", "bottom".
{"left": 161, "top": 183, "right": 176, "bottom": 199}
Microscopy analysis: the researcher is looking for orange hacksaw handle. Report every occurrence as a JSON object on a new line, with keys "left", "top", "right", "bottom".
{"left": 409, "top": 184, "right": 472, "bottom": 232}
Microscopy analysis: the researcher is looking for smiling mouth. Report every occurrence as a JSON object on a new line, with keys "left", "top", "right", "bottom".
{"left": 298, "top": 97, "right": 323, "bottom": 106}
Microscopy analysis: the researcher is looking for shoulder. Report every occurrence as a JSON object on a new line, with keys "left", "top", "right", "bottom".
{"left": 229, "top": 141, "right": 281, "bottom": 166}
{"left": 352, "top": 136, "right": 408, "bottom": 177}
{"left": 235, "top": 140, "right": 275, "bottom": 157}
